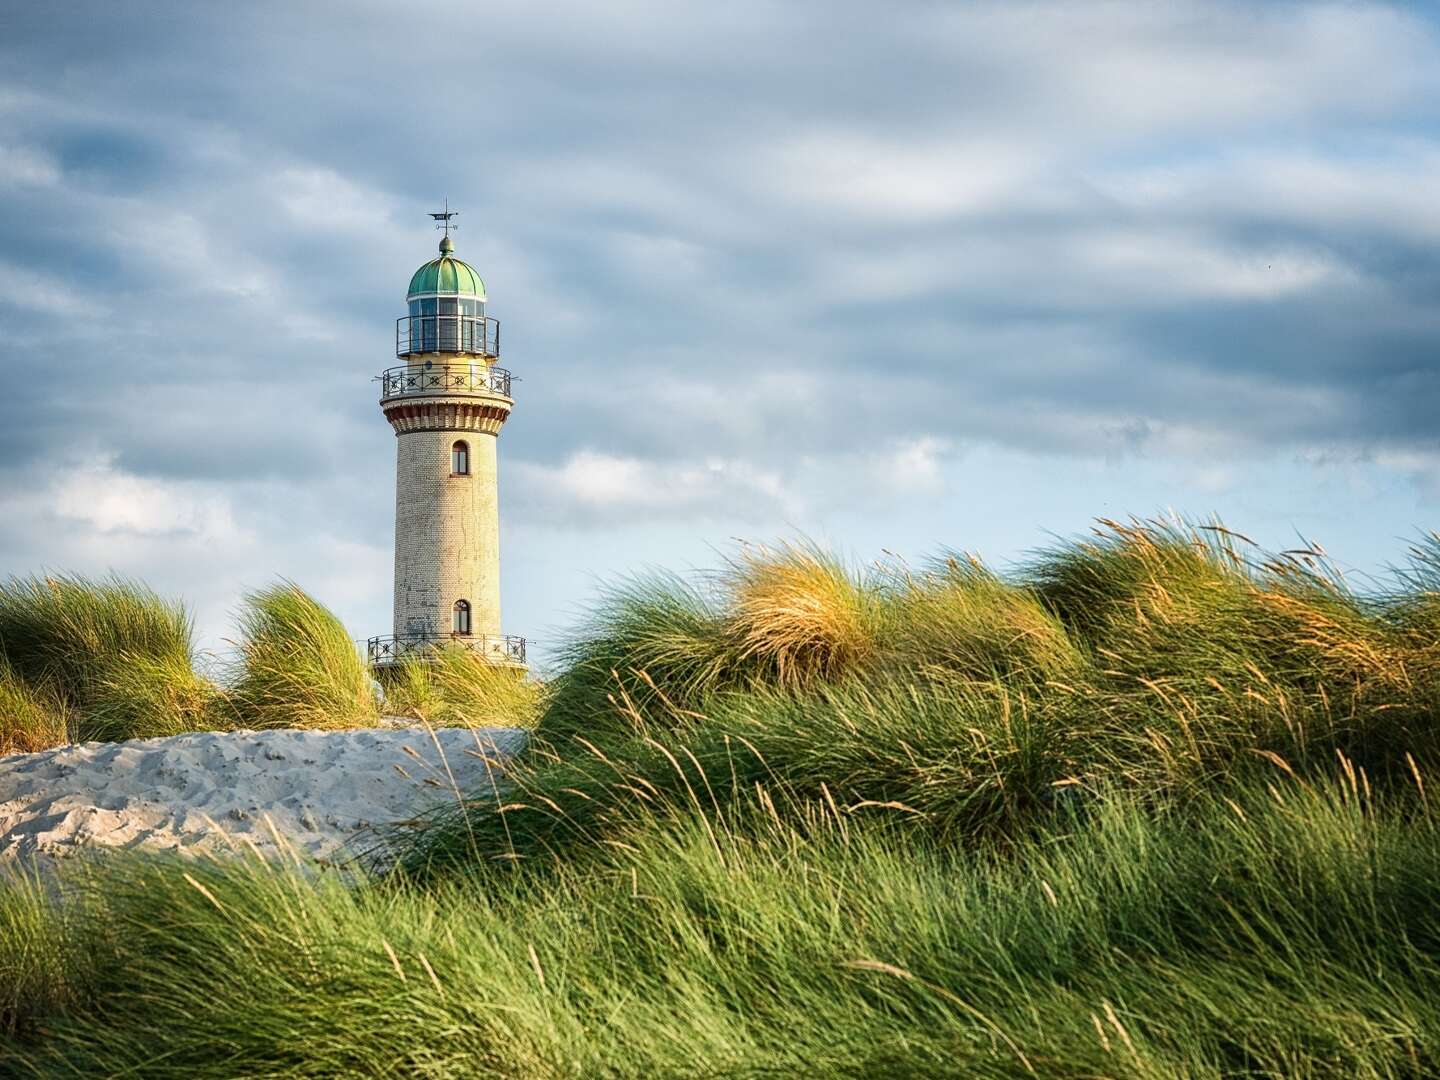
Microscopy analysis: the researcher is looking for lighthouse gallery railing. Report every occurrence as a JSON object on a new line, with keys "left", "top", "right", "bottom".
{"left": 376, "top": 364, "right": 513, "bottom": 399}
{"left": 367, "top": 634, "right": 527, "bottom": 665}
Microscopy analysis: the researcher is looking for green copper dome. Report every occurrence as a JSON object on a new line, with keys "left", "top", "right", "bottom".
{"left": 407, "top": 237, "right": 486, "bottom": 299}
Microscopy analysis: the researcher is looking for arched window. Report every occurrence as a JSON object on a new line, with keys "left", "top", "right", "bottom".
{"left": 451, "top": 440, "right": 470, "bottom": 475}
{"left": 452, "top": 600, "right": 471, "bottom": 636}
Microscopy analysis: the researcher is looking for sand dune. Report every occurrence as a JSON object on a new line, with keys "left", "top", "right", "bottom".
{"left": 0, "top": 726, "right": 525, "bottom": 869}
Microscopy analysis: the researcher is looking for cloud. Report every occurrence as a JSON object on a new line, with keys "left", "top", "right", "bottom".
{"left": 50, "top": 458, "right": 243, "bottom": 539}
{"left": 3, "top": 0, "right": 1440, "bottom": 653}
{"left": 509, "top": 436, "right": 959, "bottom": 529}
{"left": 0, "top": 143, "right": 59, "bottom": 188}
{"left": 0, "top": 458, "right": 389, "bottom": 655}
{"left": 512, "top": 451, "right": 793, "bottom": 524}
{"left": 881, "top": 438, "right": 950, "bottom": 493}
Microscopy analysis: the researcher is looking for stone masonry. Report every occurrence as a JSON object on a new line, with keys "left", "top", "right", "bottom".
{"left": 385, "top": 381, "right": 510, "bottom": 644}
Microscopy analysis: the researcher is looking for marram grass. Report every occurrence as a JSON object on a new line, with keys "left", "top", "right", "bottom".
{"left": 229, "top": 582, "right": 378, "bottom": 730}
{"left": 0, "top": 661, "right": 69, "bottom": 756}
{"left": 82, "top": 653, "right": 232, "bottom": 743}
{"left": 4, "top": 772, "right": 1440, "bottom": 1077}
{"left": 0, "top": 573, "right": 195, "bottom": 715}
{"left": 0, "top": 573, "right": 550, "bottom": 749}
{"left": 395, "top": 517, "right": 1440, "bottom": 878}
{"left": 5, "top": 517, "right": 1440, "bottom": 1075}
{"left": 0, "top": 573, "right": 209, "bottom": 750}
{"left": 380, "top": 651, "right": 544, "bottom": 730}
{"left": 725, "top": 540, "right": 877, "bottom": 688}
{"left": 880, "top": 550, "right": 1086, "bottom": 685}
{"left": 0, "top": 576, "right": 404, "bottom": 750}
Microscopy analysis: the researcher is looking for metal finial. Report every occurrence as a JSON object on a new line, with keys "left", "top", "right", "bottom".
{"left": 429, "top": 197, "right": 459, "bottom": 253}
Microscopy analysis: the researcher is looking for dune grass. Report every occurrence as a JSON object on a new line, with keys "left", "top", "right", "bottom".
{"left": 0, "top": 575, "right": 471, "bottom": 751}
{"left": 6, "top": 517, "right": 1440, "bottom": 1074}
{"left": 0, "top": 574, "right": 195, "bottom": 714}
{"left": 82, "top": 654, "right": 232, "bottom": 743}
{"left": 539, "top": 571, "right": 739, "bottom": 740}
{"left": 227, "top": 583, "right": 378, "bottom": 731}
{"left": 0, "top": 662, "right": 69, "bottom": 756}
{"left": 401, "top": 518, "right": 1440, "bottom": 876}
{"left": 3, "top": 769, "right": 1438, "bottom": 1076}
{"left": 0, "top": 574, "right": 220, "bottom": 750}
{"left": 379, "top": 651, "right": 544, "bottom": 730}
{"left": 725, "top": 541, "right": 877, "bottom": 688}
{"left": 0, "top": 569, "right": 539, "bottom": 752}
{"left": 882, "top": 551, "right": 1086, "bottom": 685}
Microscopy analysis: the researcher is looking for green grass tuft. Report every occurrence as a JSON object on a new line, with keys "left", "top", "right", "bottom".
{"left": 7, "top": 518, "right": 1440, "bottom": 1074}
{"left": 380, "top": 651, "right": 543, "bottom": 730}
{"left": 82, "top": 654, "right": 232, "bottom": 743}
{"left": 724, "top": 540, "right": 877, "bottom": 689}
{"left": 542, "top": 571, "right": 741, "bottom": 740}
{"left": 880, "top": 550, "right": 1086, "bottom": 685}
{"left": 4, "top": 771, "right": 1440, "bottom": 1076}
{"left": 0, "top": 661, "right": 70, "bottom": 755}
{"left": 0, "top": 573, "right": 213, "bottom": 748}
{"left": 230, "top": 582, "right": 377, "bottom": 730}
{"left": 0, "top": 573, "right": 195, "bottom": 715}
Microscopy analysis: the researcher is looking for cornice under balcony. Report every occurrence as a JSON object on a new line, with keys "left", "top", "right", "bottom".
{"left": 382, "top": 398, "right": 511, "bottom": 435}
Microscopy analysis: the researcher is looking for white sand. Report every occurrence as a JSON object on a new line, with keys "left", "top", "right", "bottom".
{"left": 0, "top": 726, "right": 525, "bottom": 869}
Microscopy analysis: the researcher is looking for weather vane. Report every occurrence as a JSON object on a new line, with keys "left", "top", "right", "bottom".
{"left": 429, "top": 197, "right": 459, "bottom": 239}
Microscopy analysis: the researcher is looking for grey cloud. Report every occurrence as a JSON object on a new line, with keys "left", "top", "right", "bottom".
{"left": 8, "top": 0, "right": 1440, "bottom": 660}
{"left": 1, "top": 0, "right": 1440, "bottom": 518}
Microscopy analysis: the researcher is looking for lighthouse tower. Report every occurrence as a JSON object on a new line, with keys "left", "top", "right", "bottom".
{"left": 368, "top": 211, "right": 524, "bottom": 667}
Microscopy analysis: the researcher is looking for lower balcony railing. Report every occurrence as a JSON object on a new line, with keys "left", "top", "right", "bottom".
{"left": 367, "top": 633, "right": 527, "bottom": 666}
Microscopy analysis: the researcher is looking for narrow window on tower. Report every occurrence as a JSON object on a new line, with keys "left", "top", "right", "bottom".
{"left": 453, "top": 600, "right": 471, "bottom": 636}
{"left": 451, "top": 440, "right": 470, "bottom": 476}
{"left": 408, "top": 299, "right": 422, "bottom": 353}
{"left": 420, "top": 297, "right": 437, "bottom": 351}
{"left": 439, "top": 297, "right": 459, "bottom": 350}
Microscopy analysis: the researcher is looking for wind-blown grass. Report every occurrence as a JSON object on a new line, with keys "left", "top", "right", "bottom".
{"left": 0, "top": 574, "right": 215, "bottom": 749}
{"left": 1027, "top": 518, "right": 1401, "bottom": 699}
{"left": 1028, "top": 519, "right": 1439, "bottom": 780}
{"left": 725, "top": 541, "right": 877, "bottom": 688}
{"left": 541, "top": 571, "right": 739, "bottom": 740}
{"left": 83, "top": 654, "right": 231, "bottom": 743}
{"left": 404, "top": 521, "right": 1438, "bottom": 868}
{"left": 0, "top": 662, "right": 69, "bottom": 756}
{"left": 381, "top": 651, "right": 544, "bottom": 730}
{"left": 880, "top": 551, "right": 1086, "bottom": 685}
{"left": 6, "top": 517, "right": 1440, "bottom": 1075}
{"left": 0, "top": 574, "right": 195, "bottom": 715}
{"left": 4, "top": 770, "right": 1439, "bottom": 1076}
{"left": 229, "top": 583, "right": 377, "bottom": 730}
{"left": 0, "top": 572, "right": 544, "bottom": 749}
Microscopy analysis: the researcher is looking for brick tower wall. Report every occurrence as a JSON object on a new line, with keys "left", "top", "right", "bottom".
{"left": 391, "top": 428, "right": 502, "bottom": 641}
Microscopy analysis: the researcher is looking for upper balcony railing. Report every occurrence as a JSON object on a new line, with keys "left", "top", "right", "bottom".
{"left": 377, "top": 364, "right": 513, "bottom": 400}
{"left": 397, "top": 314, "right": 500, "bottom": 359}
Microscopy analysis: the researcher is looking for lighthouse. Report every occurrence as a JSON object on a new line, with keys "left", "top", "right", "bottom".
{"left": 368, "top": 210, "right": 525, "bottom": 667}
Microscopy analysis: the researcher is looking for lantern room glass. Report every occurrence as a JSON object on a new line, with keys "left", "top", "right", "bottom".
{"left": 407, "top": 297, "right": 487, "bottom": 355}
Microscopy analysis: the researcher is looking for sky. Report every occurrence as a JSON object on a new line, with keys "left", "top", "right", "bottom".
{"left": 2, "top": 0, "right": 1440, "bottom": 668}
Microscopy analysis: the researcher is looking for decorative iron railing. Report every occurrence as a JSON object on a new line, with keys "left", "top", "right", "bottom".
{"left": 377, "top": 363, "right": 513, "bottom": 400}
{"left": 397, "top": 314, "right": 500, "bottom": 358}
{"left": 367, "top": 634, "right": 527, "bottom": 666}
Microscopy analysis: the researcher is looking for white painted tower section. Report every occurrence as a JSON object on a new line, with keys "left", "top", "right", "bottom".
{"left": 372, "top": 226, "right": 521, "bottom": 666}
